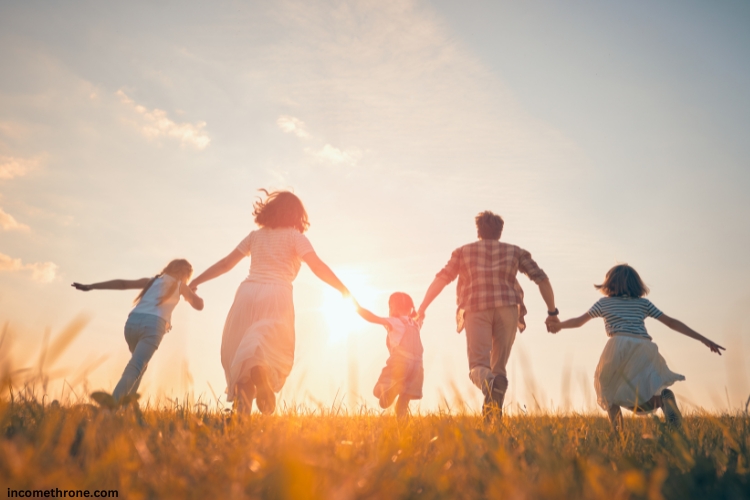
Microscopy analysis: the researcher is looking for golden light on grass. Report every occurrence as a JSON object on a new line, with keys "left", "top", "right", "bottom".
{"left": 1, "top": 317, "right": 749, "bottom": 498}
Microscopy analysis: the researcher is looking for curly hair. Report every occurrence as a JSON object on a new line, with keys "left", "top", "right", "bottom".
{"left": 595, "top": 264, "right": 650, "bottom": 298}
{"left": 253, "top": 189, "right": 310, "bottom": 233}
{"left": 475, "top": 211, "right": 504, "bottom": 240}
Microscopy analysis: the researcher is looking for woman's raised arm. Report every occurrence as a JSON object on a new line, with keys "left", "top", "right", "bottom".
{"left": 301, "top": 251, "right": 349, "bottom": 297}
{"left": 189, "top": 249, "right": 245, "bottom": 290}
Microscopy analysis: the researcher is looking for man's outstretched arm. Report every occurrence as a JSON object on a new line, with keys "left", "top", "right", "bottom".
{"left": 417, "top": 276, "right": 451, "bottom": 320}
{"left": 537, "top": 278, "right": 559, "bottom": 329}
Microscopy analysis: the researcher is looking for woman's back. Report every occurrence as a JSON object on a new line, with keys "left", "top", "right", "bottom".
{"left": 236, "top": 227, "right": 314, "bottom": 285}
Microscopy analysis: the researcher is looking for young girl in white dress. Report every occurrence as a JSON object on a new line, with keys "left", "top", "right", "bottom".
{"left": 549, "top": 264, "right": 724, "bottom": 431}
{"left": 189, "top": 190, "right": 350, "bottom": 415}
{"left": 356, "top": 292, "right": 424, "bottom": 417}
{"left": 72, "top": 259, "right": 204, "bottom": 407}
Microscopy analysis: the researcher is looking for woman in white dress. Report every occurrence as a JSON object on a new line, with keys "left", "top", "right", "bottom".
{"left": 189, "top": 190, "right": 349, "bottom": 414}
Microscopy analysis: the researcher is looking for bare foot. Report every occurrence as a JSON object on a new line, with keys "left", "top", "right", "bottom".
{"left": 234, "top": 381, "right": 256, "bottom": 414}
{"left": 251, "top": 366, "right": 276, "bottom": 415}
{"left": 608, "top": 405, "right": 623, "bottom": 434}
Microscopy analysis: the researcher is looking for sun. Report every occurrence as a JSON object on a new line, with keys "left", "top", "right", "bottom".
{"left": 320, "top": 270, "right": 381, "bottom": 344}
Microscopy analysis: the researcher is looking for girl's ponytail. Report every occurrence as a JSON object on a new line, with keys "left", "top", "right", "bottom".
{"left": 133, "top": 274, "right": 162, "bottom": 305}
{"left": 133, "top": 259, "right": 193, "bottom": 305}
{"left": 388, "top": 292, "right": 418, "bottom": 320}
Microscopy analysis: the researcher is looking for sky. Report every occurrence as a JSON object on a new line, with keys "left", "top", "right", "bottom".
{"left": 1, "top": 0, "right": 749, "bottom": 413}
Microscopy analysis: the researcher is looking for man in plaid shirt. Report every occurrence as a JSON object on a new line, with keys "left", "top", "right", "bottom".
{"left": 417, "top": 211, "right": 559, "bottom": 419}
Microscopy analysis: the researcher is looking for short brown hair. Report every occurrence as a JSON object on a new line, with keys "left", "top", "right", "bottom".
{"left": 253, "top": 189, "right": 310, "bottom": 232}
{"left": 475, "top": 211, "right": 504, "bottom": 240}
{"left": 595, "top": 264, "right": 650, "bottom": 298}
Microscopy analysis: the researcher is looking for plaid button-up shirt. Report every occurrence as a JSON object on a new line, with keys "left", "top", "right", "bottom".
{"left": 436, "top": 239, "right": 548, "bottom": 333}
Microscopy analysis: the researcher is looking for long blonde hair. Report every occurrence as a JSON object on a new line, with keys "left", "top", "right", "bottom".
{"left": 134, "top": 259, "right": 193, "bottom": 305}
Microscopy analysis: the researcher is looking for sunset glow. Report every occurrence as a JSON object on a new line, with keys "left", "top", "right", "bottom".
{"left": 320, "top": 270, "right": 380, "bottom": 344}
{"left": 0, "top": 0, "right": 748, "bottom": 414}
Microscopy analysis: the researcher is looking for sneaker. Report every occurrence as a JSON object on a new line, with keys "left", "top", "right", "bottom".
{"left": 378, "top": 384, "right": 399, "bottom": 410}
{"left": 661, "top": 389, "right": 682, "bottom": 427}
{"left": 482, "top": 376, "right": 507, "bottom": 421}
{"left": 90, "top": 391, "right": 117, "bottom": 410}
{"left": 118, "top": 393, "right": 141, "bottom": 407}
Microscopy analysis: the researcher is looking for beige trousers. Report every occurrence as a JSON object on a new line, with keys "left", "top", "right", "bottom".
{"left": 464, "top": 306, "right": 518, "bottom": 393}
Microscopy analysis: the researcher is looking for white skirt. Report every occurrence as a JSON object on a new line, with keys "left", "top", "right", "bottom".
{"left": 595, "top": 334, "right": 685, "bottom": 412}
{"left": 221, "top": 281, "right": 295, "bottom": 401}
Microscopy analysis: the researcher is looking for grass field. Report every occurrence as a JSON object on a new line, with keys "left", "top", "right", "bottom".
{"left": 1, "top": 320, "right": 750, "bottom": 499}
{"left": 2, "top": 393, "right": 749, "bottom": 500}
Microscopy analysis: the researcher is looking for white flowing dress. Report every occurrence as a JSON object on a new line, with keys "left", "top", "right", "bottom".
{"left": 221, "top": 227, "right": 313, "bottom": 401}
{"left": 589, "top": 296, "right": 685, "bottom": 412}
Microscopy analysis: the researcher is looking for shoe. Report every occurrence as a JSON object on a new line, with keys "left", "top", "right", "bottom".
{"left": 118, "top": 393, "right": 141, "bottom": 407}
{"left": 378, "top": 384, "right": 400, "bottom": 410}
{"left": 661, "top": 389, "right": 682, "bottom": 427}
{"left": 482, "top": 375, "right": 507, "bottom": 421}
{"left": 90, "top": 391, "right": 117, "bottom": 410}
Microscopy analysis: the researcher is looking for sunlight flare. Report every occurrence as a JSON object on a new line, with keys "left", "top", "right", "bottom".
{"left": 321, "top": 270, "right": 380, "bottom": 344}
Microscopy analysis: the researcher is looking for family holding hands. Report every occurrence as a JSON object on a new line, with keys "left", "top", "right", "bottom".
{"left": 72, "top": 190, "right": 724, "bottom": 430}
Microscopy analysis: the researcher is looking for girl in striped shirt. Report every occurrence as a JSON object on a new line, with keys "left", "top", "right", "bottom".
{"left": 549, "top": 264, "right": 724, "bottom": 432}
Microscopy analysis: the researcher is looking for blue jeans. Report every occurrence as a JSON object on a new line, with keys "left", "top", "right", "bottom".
{"left": 112, "top": 313, "right": 167, "bottom": 402}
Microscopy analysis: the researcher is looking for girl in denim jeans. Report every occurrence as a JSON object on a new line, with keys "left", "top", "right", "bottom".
{"left": 72, "top": 259, "right": 204, "bottom": 407}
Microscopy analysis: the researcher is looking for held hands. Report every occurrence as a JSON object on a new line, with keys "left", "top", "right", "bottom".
{"left": 71, "top": 283, "right": 92, "bottom": 291}
{"left": 545, "top": 315, "right": 561, "bottom": 334}
{"left": 415, "top": 307, "right": 427, "bottom": 323}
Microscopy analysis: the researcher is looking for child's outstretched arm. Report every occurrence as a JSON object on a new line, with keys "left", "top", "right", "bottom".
{"left": 550, "top": 313, "right": 591, "bottom": 333}
{"left": 180, "top": 282, "right": 204, "bottom": 311}
{"left": 71, "top": 278, "right": 151, "bottom": 291}
{"left": 656, "top": 313, "right": 725, "bottom": 355}
{"left": 354, "top": 301, "right": 390, "bottom": 327}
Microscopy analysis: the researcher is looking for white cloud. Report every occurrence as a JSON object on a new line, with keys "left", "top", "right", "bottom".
{"left": 116, "top": 90, "right": 211, "bottom": 150}
{"left": 0, "top": 155, "right": 38, "bottom": 179}
{"left": 0, "top": 252, "right": 57, "bottom": 283}
{"left": 0, "top": 207, "right": 30, "bottom": 232}
{"left": 277, "top": 115, "right": 310, "bottom": 138}
{"left": 306, "top": 144, "right": 362, "bottom": 167}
